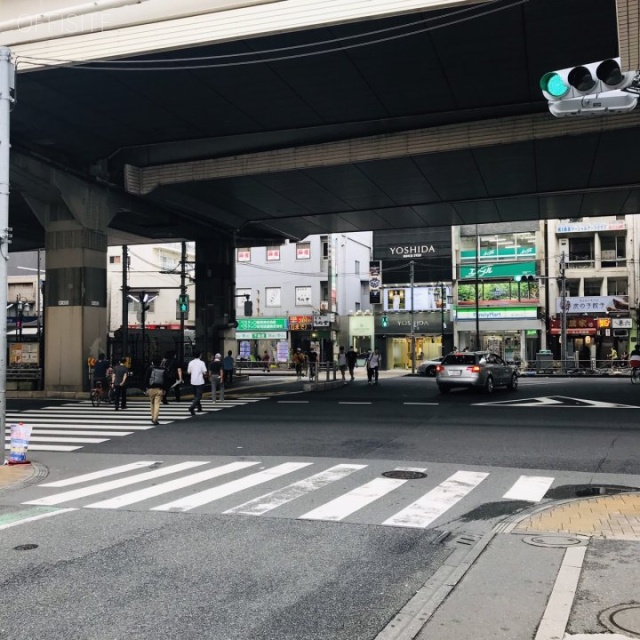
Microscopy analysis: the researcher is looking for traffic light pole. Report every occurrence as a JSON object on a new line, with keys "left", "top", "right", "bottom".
{"left": 121, "top": 244, "right": 129, "bottom": 361}
{"left": 560, "top": 252, "right": 568, "bottom": 372}
{"left": 0, "top": 49, "right": 14, "bottom": 456}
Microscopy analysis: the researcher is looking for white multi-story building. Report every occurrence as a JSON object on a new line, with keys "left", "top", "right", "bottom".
{"left": 234, "top": 233, "right": 372, "bottom": 362}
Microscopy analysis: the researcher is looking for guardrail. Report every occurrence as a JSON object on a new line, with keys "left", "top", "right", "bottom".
{"left": 518, "top": 359, "right": 633, "bottom": 375}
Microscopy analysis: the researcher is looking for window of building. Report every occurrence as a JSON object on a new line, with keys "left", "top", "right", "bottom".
{"left": 355, "top": 260, "right": 360, "bottom": 274}
{"left": 321, "top": 236, "right": 329, "bottom": 261}
{"left": 237, "top": 248, "right": 251, "bottom": 263}
{"left": 567, "top": 279, "right": 580, "bottom": 297}
{"left": 266, "top": 246, "right": 280, "bottom": 261}
{"left": 355, "top": 302, "right": 361, "bottom": 311}
{"left": 128, "top": 294, "right": 158, "bottom": 314}
{"left": 568, "top": 238, "right": 594, "bottom": 266}
{"left": 236, "top": 288, "right": 251, "bottom": 311}
{"left": 320, "top": 281, "right": 328, "bottom": 303}
{"left": 158, "top": 254, "right": 178, "bottom": 271}
{"left": 583, "top": 279, "right": 602, "bottom": 296}
{"left": 109, "top": 255, "right": 121, "bottom": 264}
{"left": 265, "top": 287, "right": 281, "bottom": 307}
{"left": 296, "top": 242, "right": 311, "bottom": 260}
{"left": 600, "top": 234, "right": 626, "bottom": 267}
{"left": 463, "top": 232, "right": 537, "bottom": 262}
{"left": 607, "top": 278, "right": 628, "bottom": 296}
{"left": 295, "top": 286, "right": 311, "bottom": 306}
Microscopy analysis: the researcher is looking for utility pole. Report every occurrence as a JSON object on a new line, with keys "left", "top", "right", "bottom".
{"left": 179, "top": 241, "right": 187, "bottom": 363}
{"left": 410, "top": 260, "right": 415, "bottom": 374}
{"left": 560, "top": 251, "right": 568, "bottom": 371}
{"left": 121, "top": 245, "right": 128, "bottom": 361}
{"left": 475, "top": 225, "right": 480, "bottom": 350}
{"left": 0, "top": 48, "right": 14, "bottom": 455}
{"left": 440, "top": 282, "right": 445, "bottom": 357}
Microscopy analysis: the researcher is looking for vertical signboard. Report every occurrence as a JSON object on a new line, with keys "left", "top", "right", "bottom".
{"left": 369, "top": 261, "right": 382, "bottom": 304}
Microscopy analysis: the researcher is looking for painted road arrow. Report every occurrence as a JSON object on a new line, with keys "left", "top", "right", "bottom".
{"left": 472, "top": 396, "right": 639, "bottom": 408}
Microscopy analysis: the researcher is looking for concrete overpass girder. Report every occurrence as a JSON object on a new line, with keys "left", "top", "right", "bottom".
{"left": 124, "top": 111, "right": 640, "bottom": 195}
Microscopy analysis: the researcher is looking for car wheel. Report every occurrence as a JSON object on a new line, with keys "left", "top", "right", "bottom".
{"left": 427, "top": 366, "right": 437, "bottom": 377}
{"left": 437, "top": 385, "right": 450, "bottom": 394}
{"left": 484, "top": 376, "right": 494, "bottom": 394}
{"left": 507, "top": 374, "right": 518, "bottom": 392}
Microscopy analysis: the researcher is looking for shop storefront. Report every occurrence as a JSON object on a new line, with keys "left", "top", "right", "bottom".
{"left": 347, "top": 314, "right": 375, "bottom": 356}
{"left": 236, "top": 317, "right": 289, "bottom": 364}
{"left": 455, "top": 306, "right": 543, "bottom": 363}
{"left": 375, "top": 311, "right": 452, "bottom": 369}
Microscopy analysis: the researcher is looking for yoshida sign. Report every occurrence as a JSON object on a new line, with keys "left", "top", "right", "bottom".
{"left": 387, "top": 245, "right": 436, "bottom": 259}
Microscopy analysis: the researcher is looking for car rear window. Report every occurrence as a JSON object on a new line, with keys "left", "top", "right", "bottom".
{"left": 442, "top": 354, "right": 477, "bottom": 365}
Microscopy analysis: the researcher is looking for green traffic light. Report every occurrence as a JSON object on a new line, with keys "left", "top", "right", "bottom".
{"left": 514, "top": 275, "right": 522, "bottom": 283}
{"left": 540, "top": 72, "right": 569, "bottom": 98}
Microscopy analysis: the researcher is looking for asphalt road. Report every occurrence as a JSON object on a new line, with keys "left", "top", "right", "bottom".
{"left": 2, "top": 373, "right": 639, "bottom": 640}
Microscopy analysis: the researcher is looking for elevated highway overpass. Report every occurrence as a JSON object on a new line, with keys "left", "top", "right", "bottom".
{"left": 0, "top": 0, "right": 639, "bottom": 390}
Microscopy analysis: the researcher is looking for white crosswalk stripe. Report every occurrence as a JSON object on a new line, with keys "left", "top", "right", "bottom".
{"left": 21, "top": 460, "right": 557, "bottom": 529}
{"left": 4, "top": 397, "right": 268, "bottom": 453}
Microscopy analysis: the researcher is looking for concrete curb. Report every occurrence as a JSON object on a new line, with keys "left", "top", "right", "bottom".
{"left": 302, "top": 380, "right": 347, "bottom": 391}
{"left": 0, "top": 461, "right": 45, "bottom": 491}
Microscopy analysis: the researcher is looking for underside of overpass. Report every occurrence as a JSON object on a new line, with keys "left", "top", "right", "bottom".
{"left": 7, "top": 0, "right": 640, "bottom": 252}
{"left": 3, "top": 0, "right": 640, "bottom": 391}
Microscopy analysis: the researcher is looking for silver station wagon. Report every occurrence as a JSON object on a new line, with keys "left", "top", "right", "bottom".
{"left": 436, "top": 351, "right": 518, "bottom": 394}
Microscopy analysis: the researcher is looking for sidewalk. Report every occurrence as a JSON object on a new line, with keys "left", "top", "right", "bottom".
{"left": 388, "top": 492, "right": 640, "bottom": 640}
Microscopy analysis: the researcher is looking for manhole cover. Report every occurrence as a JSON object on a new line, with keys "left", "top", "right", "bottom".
{"left": 14, "top": 544, "right": 38, "bottom": 551}
{"left": 382, "top": 470, "right": 427, "bottom": 480}
{"left": 600, "top": 604, "right": 640, "bottom": 638}
{"left": 522, "top": 535, "right": 586, "bottom": 548}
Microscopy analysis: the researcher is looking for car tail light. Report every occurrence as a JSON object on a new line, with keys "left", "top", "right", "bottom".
{"left": 467, "top": 365, "right": 481, "bottom": 373}
{"left": 436, "top": 365, "right": 443, "bottom": 373}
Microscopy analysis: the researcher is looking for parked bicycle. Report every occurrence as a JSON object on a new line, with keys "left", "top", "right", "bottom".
{"left": 90, "top": 380, "right": 113, "bottom": 406}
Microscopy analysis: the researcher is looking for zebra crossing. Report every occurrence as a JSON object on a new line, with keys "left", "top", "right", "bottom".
{"left": 21, "top": 459, "right": 556, "bottom": 529}
{"left": 4, "top": 398, "right": 268, "bottom": 453}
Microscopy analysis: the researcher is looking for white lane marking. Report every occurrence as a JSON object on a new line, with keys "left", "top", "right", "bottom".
{"left": 338, "top": 402, "right": 372, "bottom": 405}
{"left": 277, "top": 401, "right": 310, "bottom": 404}
{"left": 383, "top": 470, "right": 489, "bottom": 528}
{"left": 225, "top": 464, "right": 367, "bottom": 516}
{"left": 4, "top": 423, "right": 153, "bottom": 431}
{"left": 534, "top": 545, "right": 587, "bottom": 640}
{"left": 0, "top": 508, "right": 77, "bottom": 530}
{"left": 85, "top": 462, "right": 260, "bottom": 509}
{"left": 4, "top": 435, "right": 108, "bottom": 444}
{"left": 503, "top": 475, "right": 554, "bottom": 502}
{"left": 24, "top": 462, "right": 209, "bottom": 505}
{"left": 6, "top": 429, "right": 133, "bottom": 437}
{"left": 41, "top": 461, "right": 162, "bottom": 487}
{"left": 300, "top": 476, "right": 409, "bottom": 522}
{"left": 403, "top": 402, "right": 439, "bottom": 405}
{"left": 5, "top": 444, "right": 81, "bottom": 452}
{"left": 6, "top": 416, "right": 163, "bottom": 424}
{"left": 152, "top": 462, "right": 313, "bottom": 512}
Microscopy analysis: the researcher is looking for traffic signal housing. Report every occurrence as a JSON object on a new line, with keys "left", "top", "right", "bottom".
{"left": 178, "top": 294, "right": 189, "bottom": 314}
{"left": 540, "top": 57, "right": 639, "bottom": 117}
{"left": 514, "top": 275, "right": 536, "bottom": 284}
{"left": 244, "top": 299, "right": 253, "bottom": 316}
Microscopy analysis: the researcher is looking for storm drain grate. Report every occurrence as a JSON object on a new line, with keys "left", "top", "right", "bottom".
{"left": 382, "top": 470, "right": 427, "bottom": 480}
{"left": 14, "top": 544, "right": 38, "bottom": 551}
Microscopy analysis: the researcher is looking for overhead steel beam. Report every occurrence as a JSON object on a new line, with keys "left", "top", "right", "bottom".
{"left": 124, "top": 110, "right": 640, "bottom": 196}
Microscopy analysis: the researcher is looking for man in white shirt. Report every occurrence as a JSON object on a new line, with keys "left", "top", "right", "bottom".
{"left": 366, "top": 348, "right": 382, "bottom": 385}
{"left": 187, "top": 351, "right": 208, "bottom": 416}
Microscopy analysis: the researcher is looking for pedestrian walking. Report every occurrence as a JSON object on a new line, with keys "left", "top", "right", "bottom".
{"left": 346, "top": 346, "right": 358, "bottom": 381}
{"left": 111, "top": 357, "right": 129, "bottom": 411}
{"left": 364, "top": 349, "right": 373, "bottom": 383}
{"left": 366, "top": 348, "right": 381, "bottom": 385}
{"left": 337, "top": 346, "right": 347, "bottom": 381}
{"left": 293, "top": 348, "right": 306, "bottom": 380}
{"left": 223, "top": 350, "right": 235, "bottom": 386}
{"left": 162, "top": 350, "right": 184, "bottom": 404}
{"left": 188, "top": 351, "right": 208, "bottom": 416}
{"left": 262, "top": 350, "right": 271, "bottom": 372}
{"left": 210, "top": 352, "right": 223, "bottom": 402}
{"left": 143, "top": 357, "right": 166, "bottom": 425}
{"left": 307, "top": 347, "right": 318, "bottom": 381}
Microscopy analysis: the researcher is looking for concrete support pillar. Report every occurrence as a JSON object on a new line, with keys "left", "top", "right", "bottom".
{"left": 194, "top": 236, "right": 236, "bottom": 360}
{"left": 45, "top": 223, "right": 108, "bottom": 391}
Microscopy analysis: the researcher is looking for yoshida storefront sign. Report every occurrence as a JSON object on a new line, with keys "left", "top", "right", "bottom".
{"left": 387, "top": 245, "right": 436, "bottom": 259}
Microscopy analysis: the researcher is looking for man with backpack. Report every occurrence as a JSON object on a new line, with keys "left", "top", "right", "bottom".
{"left": 143, "top": 357, "right": 166, "bottom": 425}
